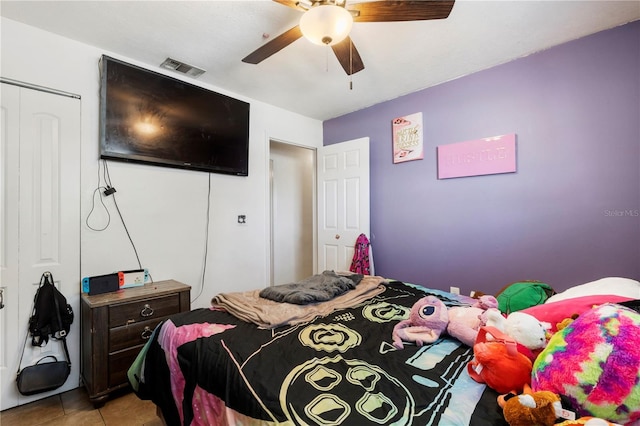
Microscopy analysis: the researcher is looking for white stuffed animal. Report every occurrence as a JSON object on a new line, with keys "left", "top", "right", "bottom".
{"left": 484, "top": 309, "right": 548, "bottom": 351}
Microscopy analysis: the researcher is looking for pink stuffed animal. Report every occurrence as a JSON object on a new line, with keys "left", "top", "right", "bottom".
{"left": 446, "top": 295, "right": 499, "bottom": 347}
{"left": 392, "top": 296, "right": 449, "bottom": 349}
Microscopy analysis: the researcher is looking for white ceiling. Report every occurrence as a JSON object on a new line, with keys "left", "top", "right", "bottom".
{"left": 2, "top": 0, "right": 639, "bottom": 120}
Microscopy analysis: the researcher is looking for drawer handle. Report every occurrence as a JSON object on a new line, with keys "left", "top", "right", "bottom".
{"left": 140, "top": 304, "right": 154, "bottom": 317}
{"left": 141, "top": 326, "right": 153, "bottom": 340}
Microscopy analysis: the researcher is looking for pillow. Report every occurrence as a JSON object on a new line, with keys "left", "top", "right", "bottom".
{"left": 545, "top": 277, "right": 640, "bottom": 304}
{"left": 521, "top": 294, "right": 634, "bottom": 333}
{"left": 532, "top": 303, "right": 640, "bottom": 425}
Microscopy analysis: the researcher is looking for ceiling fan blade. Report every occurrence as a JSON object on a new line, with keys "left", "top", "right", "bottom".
{"left": 350, "top": 0, "right": 455, "bottom": 22}
{"left": 272, "top": 0, "right": 306, "bottom": 11}
{"left": 332, "top": 36, "right": 365, "bottom": 75}
{"left": 242, "top": 26, "right": 303, "bottom": 64}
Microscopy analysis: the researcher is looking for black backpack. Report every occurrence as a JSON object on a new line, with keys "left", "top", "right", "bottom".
{"left": 29, "top": 272, "right": 74, "bottom": 346}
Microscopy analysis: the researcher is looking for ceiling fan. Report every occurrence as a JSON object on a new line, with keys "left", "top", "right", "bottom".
{"left": 242, "top": 0, "right": 455, "bottom": 75}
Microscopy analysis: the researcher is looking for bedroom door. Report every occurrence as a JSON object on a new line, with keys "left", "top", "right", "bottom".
{"left": 316, "top": 137, "right": 370, "bottom": 273}
{"left": 0, "top": 82, "right": 81, "bottom": 410}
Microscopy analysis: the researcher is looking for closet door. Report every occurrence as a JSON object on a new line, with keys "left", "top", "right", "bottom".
{"left": 0, "top": 83, "right": 81, "bottom": 410}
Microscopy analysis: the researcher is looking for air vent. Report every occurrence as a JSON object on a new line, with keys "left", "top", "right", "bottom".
{"left": 160, "top": 57, "right": 206, "bottom": 78}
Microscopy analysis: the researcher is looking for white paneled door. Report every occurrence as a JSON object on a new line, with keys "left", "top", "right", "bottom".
{"left": 0, "top": 83, "right": 80, "bottom": 410}
{"left": 316, "top": 137, "right": 370, "bottom": 273}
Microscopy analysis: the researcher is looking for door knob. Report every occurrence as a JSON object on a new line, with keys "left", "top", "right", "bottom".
{"left": 335, "top": 234, "right": 340, "bottom": 240}
{"left": 0, "top": 288, "right": 4, "bottom": 309}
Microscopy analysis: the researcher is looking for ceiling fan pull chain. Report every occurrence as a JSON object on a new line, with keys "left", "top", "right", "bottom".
{"left": 349, "top": 38, "right": 353, "bottom": 90}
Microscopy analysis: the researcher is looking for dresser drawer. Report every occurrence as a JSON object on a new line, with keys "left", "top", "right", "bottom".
{"left": 109, "top": 294, "right": 180, "bottom": 328}
{"left": 109, "top": 318, "right": 163, "bottom": 352}
{"left": 108, "top": 346, "right": 142, "bottom": 389}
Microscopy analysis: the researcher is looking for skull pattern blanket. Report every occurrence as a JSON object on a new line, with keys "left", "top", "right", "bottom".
{"left": 134, "top": 281, "right": 507, "bottom": 426}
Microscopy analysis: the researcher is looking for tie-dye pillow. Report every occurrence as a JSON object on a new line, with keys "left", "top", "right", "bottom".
{"left": 531, "top": 303, "right": 640, "bottom": 425}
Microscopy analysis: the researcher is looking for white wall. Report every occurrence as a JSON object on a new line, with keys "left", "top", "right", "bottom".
{"left": 1, "top": 17, "right": 323, "bottom": 309}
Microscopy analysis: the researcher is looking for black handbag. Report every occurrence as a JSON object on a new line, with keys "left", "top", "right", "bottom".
{"left": 16, "top": 272, "right": 72, "bottom": 396}
{"left": 16, "top": 355, "right": 71, "bottom": 396}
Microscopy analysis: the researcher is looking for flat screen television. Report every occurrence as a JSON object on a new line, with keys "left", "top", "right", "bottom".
{"left": 99, "top": 55, "right": 250, "bottom": 176}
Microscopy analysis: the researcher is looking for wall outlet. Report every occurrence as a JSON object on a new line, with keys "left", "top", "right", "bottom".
{"left": 450, "top": 286, "right": 460, "bottom": 295}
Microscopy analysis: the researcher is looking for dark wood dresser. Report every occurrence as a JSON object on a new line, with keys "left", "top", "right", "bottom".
{"left": 80, "top": 279, "right": 191, "bottom": 406}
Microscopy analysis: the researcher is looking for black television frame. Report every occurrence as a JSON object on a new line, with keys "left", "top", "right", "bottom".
{"left": 99, "top": 55, "right": 250, "bottom": 176}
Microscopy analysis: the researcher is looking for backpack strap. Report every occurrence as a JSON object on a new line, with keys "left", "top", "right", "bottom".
{"left": 49, "top": 272, "right": 71, "bottom": 366}
{"left": 17, "top": 273, "right": 47, "bottom": 375}
{"left": 49, "top": 274, "right": 66, "bottom": 339}
{"left": 30, "top": 274, "right": 44, "bottom": 346}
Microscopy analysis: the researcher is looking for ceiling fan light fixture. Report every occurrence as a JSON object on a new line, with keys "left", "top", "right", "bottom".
{"left": 299, "top": 4, "right": 353, "bottom": 46}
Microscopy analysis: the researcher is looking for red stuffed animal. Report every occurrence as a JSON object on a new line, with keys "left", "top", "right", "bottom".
{"left": 467, "top": 326, "right": 533, "bottom": 394}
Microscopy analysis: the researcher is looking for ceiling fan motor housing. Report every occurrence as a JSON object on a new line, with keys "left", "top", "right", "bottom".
{"left": 299, "top": 4, "right": 354, "bottom": 46}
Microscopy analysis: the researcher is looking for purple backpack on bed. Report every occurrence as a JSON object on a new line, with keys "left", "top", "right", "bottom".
{"left": 350, "top": 233, "right": 371, "bottom": 275}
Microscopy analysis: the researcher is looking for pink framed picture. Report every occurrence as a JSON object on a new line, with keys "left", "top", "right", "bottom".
{"left": 392, "top": 112, "right": 423, "bottom": 163}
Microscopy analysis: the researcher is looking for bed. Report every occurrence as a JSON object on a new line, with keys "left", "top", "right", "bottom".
{"left": 132, "top": 276, "right": 509, "bottom": 425}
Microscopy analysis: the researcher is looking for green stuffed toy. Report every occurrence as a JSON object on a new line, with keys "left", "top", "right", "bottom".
{"left": 496, "top": 281, "right": 555, "bottom": 314}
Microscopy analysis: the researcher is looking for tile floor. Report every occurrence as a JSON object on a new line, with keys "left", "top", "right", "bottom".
{"left": 0, "top": 387, "right": 163, "bottom": 426}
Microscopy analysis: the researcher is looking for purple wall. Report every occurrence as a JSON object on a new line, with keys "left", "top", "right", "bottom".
{"left": 324, "top": 21, "right": 640, "bottom": 295}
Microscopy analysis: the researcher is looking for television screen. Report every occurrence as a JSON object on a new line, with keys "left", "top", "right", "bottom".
{"left": 99, "top": 55, "right": 249, "bottom": 176}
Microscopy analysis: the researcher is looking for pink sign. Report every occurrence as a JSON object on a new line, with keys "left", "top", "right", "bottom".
{"left": 437, "top": 134, "right": 517, "bottom": 179}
